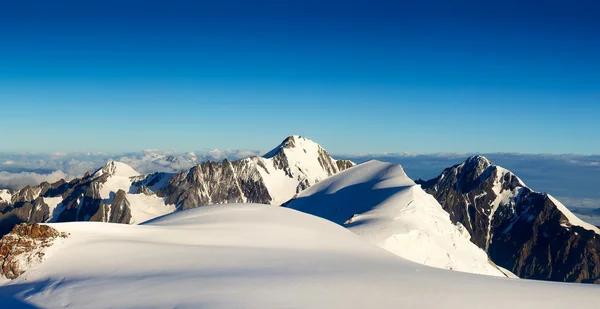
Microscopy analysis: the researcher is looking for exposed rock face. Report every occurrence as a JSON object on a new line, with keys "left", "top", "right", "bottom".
{"left": 418, "top": 156, "right": 600, "bottom": 283}
{"left": 0, "top": 136, "right": 354, "bottom": 235}
{"left": 161, "top": 159, "right": 270, "bottom": 210}
{"left": 0, "top": 162, "right": 138, "bottom": 235}
{"left": 159, "top": 135, "right": 354, "bottom": 209}
{"left": 0, "top": 223, "right": 67, "bottom": 279}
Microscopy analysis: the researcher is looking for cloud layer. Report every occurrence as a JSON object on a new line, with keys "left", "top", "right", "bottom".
{"left": 0, "top": 149, "right": 261, "bottom": 190}
{"left": 0, "top": 170, "right": 69, "bottom": 190}
{"left": 1, "top": 151, "right": 598, "bottom": 211}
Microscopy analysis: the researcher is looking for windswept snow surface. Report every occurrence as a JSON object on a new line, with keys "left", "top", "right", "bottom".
{"left": 0, "top": 204, "right": 598, "bottom": 308}
{"left": 286, "top": 160, "right": 506, "bottom": 277}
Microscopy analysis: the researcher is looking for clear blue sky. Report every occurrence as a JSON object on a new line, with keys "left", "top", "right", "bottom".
{"left": 0, "top": 1, "right": 598, "bottom": 154}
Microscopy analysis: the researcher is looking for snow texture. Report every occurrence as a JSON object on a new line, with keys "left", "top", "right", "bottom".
{"left": 0, "top": 204, "right": 598, "bottom": 308}
{"left": 286, "top": 160, "right": 506, "bottom": 276}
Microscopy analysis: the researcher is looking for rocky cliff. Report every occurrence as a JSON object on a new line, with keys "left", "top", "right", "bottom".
{"left": 418, "top": 156, "right": 600, "bottom": 283}
{"left": 0, "top": 223, "right": 68, "bottom": 279}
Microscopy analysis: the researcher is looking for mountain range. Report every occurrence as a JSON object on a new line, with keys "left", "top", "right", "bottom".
{"left": 0, "top": 136, "right": 353, "bottom": 233}
{"left": 1, "top": 136, "right": 599, "bottom": 285}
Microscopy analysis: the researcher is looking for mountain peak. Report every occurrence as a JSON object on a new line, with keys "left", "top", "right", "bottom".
{"left": 464, "top": 155, "right": 492, "bottom": 166}
{"left": 460, "top": 155, "right": 494, "bottom": 177}
{"left": 263, "top": 135, "right": 322, "bottom": 158}
{"left": 93, "top": 160, "right": 140, "bottom": 178}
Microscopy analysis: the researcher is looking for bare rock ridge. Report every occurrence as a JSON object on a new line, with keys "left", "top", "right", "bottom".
{"left": 0, "top": 223, "right": 68, "bottom": 279}
{"left": 0, "top": 136, "right": 354, "bottom": 235}
{"left": 417, "top": 155, "right": 600, "bottom": 283}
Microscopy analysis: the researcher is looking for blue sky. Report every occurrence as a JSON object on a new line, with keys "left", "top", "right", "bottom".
{"left": 0, "top": 1, "right": 598, "bottom": 154}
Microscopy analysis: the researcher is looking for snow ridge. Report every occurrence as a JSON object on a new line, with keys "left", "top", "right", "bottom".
{"left": 286, "top": 160, "right": 506, "bottom": 277}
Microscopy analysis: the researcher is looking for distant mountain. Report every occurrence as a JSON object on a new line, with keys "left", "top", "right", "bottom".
{"left": 0, "top": 136, "right": 353, "bottom": 235}
{"left": 417, "top": 156, "right": 600, "bottom": 283}
{"left": 285, "top": 160, "right": 508, "bottom": 277}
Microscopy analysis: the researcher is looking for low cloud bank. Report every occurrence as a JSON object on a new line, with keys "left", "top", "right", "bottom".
{"left": 0, "top": 170, "right": 70, "bottom": 190}
{"left": 0, "top": 149, "right": 261, "bottom": 190}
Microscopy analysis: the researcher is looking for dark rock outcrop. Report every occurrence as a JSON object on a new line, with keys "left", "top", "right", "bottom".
{"left": 418, "top": 156, "right": 600, "bottom": 283}
{"left": 0, "top": 223, "right": 68, "bottom": 279}
{"left": 161, "top": 159, "right": 271, "bottom": 210}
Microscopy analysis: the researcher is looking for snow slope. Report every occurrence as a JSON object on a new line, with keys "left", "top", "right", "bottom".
{"left": 0, "top": 204, "right": 598, "bottom": 308}
{"left": 286, "top": 160, "right": 506, "bottom": 277}
{"left": 125, "top": 193, "right": 177, "bottom": 224}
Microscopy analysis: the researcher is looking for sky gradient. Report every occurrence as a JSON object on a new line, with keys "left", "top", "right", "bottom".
{"left": 1, "top": 1, "right": 599, "bottom": 154}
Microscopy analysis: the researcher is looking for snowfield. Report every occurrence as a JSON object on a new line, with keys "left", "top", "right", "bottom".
{"left": 286, "top": 160, "right": 507, "bottom": 277}
{"left": 1, "top": 204, "right": 599, "bottom": 308}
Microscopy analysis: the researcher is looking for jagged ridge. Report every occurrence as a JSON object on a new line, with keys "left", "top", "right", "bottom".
{"left": 418, "top": 155, "right": 600, "bottom": 283}
{"left": 0, "top": 136, "right": 354, "bottom": 235}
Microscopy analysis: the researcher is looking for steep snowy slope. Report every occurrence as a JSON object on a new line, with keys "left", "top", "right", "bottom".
{"left": 419, "top": 155, "right": 600, "bottom": 283}
{"left": 1, "top": 204, "right": 598, "bottom": 309}
{"left": 285, "top": 160, "right": 506, "bottom": 277}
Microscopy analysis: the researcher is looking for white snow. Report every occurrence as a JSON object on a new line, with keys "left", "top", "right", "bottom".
{"left": 0, "top": 189, "right": 11, "bottom": 202}
{"left": 253, "top": 135, "right": 351, "bottom": 204}
{"left": 252, "top": 157, "right": 301, "bottom": 204}
{"left": 1, "top": 204, "right": 598, "bottom": 309}
{"left": 89, "top": 161, "right": 177, "bottom": 224}
{"left": 126, "top": 193, "right": 176, "bottom": 224}
{"left": 42, "top": 197, "right": 63, "bottom": 222}
{"left": 92, "top": 161, "right": 140, "bottom": 200}
{"left": 286, "top": 160, "right": 506, "bottom": 277}
{"left": 549, "top": 195, "right": 600, "bottom": 234}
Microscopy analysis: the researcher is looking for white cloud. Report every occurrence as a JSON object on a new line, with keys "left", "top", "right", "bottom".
{"left": 0, "top": 149, "right": 262, "bottom": 189}
{"left": 556, "top": 197, "right": 600, "bottom": 209}
{"left": 0, "top": 170, "right": 71, "bottom": 190}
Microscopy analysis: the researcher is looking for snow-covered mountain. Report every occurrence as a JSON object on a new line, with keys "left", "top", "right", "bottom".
{"left": 418, "top": 155, "right": 600, "bottom": 283}
{"left": 285, "top": 160, "right": 507, "bottom": 277}
{"left": 159, "top": 135, "right": 354, "bottom": 209}
{"left": 0, "top": 136, "right": 353, "bottom": 233}
{"left": 1, "top": 204, "right": 598, "bottom": 309}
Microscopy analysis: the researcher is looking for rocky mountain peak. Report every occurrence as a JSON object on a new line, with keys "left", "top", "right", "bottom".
{"left": 263, "top": 135, "right": 315, "bottom": 158}
{"left": 420, "top": 156, "right": 600, "bottom": 283}
{"left": 93, "top": 161, "right": 140, "bottom": 178}
{"left": 461, "top": 155, "right": 493, "bottom": 175}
